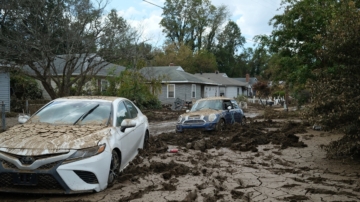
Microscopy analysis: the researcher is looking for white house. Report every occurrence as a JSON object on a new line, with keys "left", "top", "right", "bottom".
{"left": 194, "top": 72, "right": 248, "bottom": 99}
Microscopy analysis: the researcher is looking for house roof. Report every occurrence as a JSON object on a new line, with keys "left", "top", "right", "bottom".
{"left": 194, "top": 72, "right": 248, "bottom": 87}
{"left": 233, "top": 77, "right": 258, "bottom": 85}
{"left": 141, "top": 66, "right": 219, "bottom": 85}
{"left": 22, "top": 54, "right": 125, "bottom": 77}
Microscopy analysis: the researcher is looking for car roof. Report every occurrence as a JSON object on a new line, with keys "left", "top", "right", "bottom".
{"left": 197, "top": 97, "right": 233, "bottom": 101}
{"left": 55, "top": 96, "right": 123, "bottom": 102}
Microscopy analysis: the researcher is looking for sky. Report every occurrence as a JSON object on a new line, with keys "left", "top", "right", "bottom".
{"left": 105, "top": 0, "right": 283, "bottom": 49}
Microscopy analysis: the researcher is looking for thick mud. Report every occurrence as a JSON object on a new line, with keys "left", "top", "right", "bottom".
{"left": 2, "top": 106, "right": 360, "bottom": 202}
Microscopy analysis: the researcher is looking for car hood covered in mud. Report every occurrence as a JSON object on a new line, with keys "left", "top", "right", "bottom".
{"left": 181, "top": 109, "right": 221, "bottom": 118}
{"left": 0, "top": 123, "right": 111, "bottom": 156}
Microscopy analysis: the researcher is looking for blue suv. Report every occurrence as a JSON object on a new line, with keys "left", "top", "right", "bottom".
{"left": 176, "top": 97, "right": 246, "bottom": 132}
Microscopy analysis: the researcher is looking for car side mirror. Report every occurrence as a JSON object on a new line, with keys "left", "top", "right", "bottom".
{"left": 120, "top": 119, "right": 136, "bottom": 132}
{"left": 18, "top": 115, "right": 30, "bottom": 124}
{"left": 227, "top": 106, "right": 232, "bottom": 110}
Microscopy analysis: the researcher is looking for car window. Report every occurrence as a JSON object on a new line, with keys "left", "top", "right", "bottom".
{"left": 223, "top": 100, "right": 232, "bottom": 110}
{"left": 116, "top": 102, "right": 130, "bottom": 127}
{"left": 190, "top": 100, "right": 222, "bottom": 111}
{"left": 124, "top": 101, "right": 138, "bottom": 118}
{"left": 29, "top": 100, "right": 111, "bottom": 125}
{"left": 231, "top": 100, "right": 239, "bottom": 109}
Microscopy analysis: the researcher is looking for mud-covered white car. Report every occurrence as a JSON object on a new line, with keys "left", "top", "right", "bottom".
{"left": 176, "top": 97, "right": 246, "bottom": 132}
{"left": 0, "top": 96, "right": 149, "bottom": 194}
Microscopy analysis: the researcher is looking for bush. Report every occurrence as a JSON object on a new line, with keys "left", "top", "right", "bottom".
{"left": 272, "top": 91, "right": 285, "bottom": 98}
{"left": 235, "top": 95, "right": 248, "bottom": 102}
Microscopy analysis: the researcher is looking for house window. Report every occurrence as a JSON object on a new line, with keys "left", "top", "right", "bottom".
{"left": 191, "top": 84, "right": 196, "bottom": 98}
{"left": 101, "top": 79, "right": 108, "bottom": 92}
{"left": 167, "top": 84, "right": 175, "bottom": 98}
{"left": 220, "top": 87, "right": 225, "bottom": 96}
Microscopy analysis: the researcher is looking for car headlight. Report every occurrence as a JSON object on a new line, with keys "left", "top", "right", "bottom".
{"left": 178, "top": 115, "right": 183, "bottom": 123}
{"left": 64, "top": 144, "right": 106, "bottom": 163}
{"left": 208, "top": 114, "right": 216, "bottom": 122}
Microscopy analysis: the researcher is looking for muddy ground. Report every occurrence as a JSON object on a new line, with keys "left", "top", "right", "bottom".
{"left": 2, "top": 105, "right": 360, "bottom": 201}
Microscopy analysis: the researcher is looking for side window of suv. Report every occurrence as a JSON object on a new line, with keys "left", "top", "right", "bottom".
{"left": 124, "top": 101, "right": 138, "bottom": 118}
{"left": 231, "top": 100, "right": 239, "bottom": 109}
{"left": 223, "top": 100, "right": 232, "bottom": 109}
{"left": 116, "top": 102, "right": 130, "bottom": 127}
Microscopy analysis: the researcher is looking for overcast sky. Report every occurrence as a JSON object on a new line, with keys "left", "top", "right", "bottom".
{"left": 105, "top": 0, "right": 283, "bottom": 48}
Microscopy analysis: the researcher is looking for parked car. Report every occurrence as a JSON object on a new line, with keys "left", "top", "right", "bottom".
{"left": 176, "top": 97, "right": 246, "bottom": 132}
{"left": 0, "top": 96, "right": 149, "bottom": 194}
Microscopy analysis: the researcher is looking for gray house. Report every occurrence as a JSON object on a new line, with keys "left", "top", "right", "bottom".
{"left": 0, "top": 70, "right": 10, "bottom": 112}
{"left": 233, "top": 74, "right": 258, "bottom": 97}
{"left": 141, "top": 66, "right": 219, "bottom": 105}
{"left": 22, "top": 54, "right": 125, "bottom": 99}
{"left": 195, "top": 72, "right": 248, "bottom": 99}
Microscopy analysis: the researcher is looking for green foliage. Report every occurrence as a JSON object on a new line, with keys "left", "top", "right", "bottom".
{"left": 153, "top": 43, "right": 217, "bottom": 73}
{"left": 235, "top": 95, "right": 248, "bottom": 103}
{"left": 214, "top": 21, "right": 246, "bottom": 77}
{"left": 272, "top": 91, "right": 285, "bottom": 98}
{"left": 118, "top": 71, "right": 161, "bottom": 109}
{"left": 10, "top": 71, "right": 42, "bottom": 100}
{"left": 106, "top": 69, "right": 162, "bottom": 109}
{"left": 160, "top": 0, "right": 229, "bottom": 51}
{"left": 297, "top": 0, "right": 360, "bottom": 158}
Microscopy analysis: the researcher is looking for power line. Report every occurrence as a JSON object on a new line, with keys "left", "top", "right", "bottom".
{"left": 142, "top": 0, "right": 163, "bottom": 9}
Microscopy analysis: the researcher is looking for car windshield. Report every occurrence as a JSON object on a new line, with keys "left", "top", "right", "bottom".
{"left": 28, "top": 100, "right": 111, "bottom": 125}
{"left": 190, "top": 100, "right": 223, "bottom": 112}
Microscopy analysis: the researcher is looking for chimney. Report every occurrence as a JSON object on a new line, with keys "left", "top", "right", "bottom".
{"left": 169, "top": 63, "right": 174, "bottom": 66}
{"left": 246, "top": 73, "right": 250, "bottom": 82}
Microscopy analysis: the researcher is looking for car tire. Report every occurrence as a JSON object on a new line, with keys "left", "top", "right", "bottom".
{"left": 108, "top": 150, "right": 120, "bottom": 185}
{"left": 143, "top": 131, "right": 149, "bottom": 149}
{"left": 215, "top": 118, "right": 225, "bottom": 131}
{"left": 241, "top": 116, "right": 247, "bottom": 125}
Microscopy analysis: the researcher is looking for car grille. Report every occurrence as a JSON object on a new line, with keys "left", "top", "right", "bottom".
{"left": 0, "top": 173, "right": 64, "bottom": 191}
{"left": 1, "top": 160, "right": 17, "bottom": 169}
{"left": 1, "top": 160, "right": 60, "bottom": 170}
{"left": 184, "top": 120, "right": 205, "bottom": 125}
{"left": 74, "top": 170, "right": 99, "bottom": 184}
{"left": 0, "top": 151, "right": 68, "bottom": 163}
{"left": 38, "top": 161, "right": 61, "bottom": 170}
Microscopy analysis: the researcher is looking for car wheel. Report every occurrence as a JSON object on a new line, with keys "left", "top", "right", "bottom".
{"left": 215, "top": 118, "right": 225, "bottom": 131}
{"left": 143, "top": 131, "right": 149, "bottom": 149}
{"left": 108, "top": 150, "right": 120, "bottom": 185}
{"left": 241, "top": 116, "right": 247, "bottom": 125}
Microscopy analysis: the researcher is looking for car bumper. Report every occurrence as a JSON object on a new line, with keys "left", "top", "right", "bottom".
{"left": 0, "top": 149, "right": 111, "bottom": 194}
{"left": 176, "top": 121, "right": 217, "bottom": 132}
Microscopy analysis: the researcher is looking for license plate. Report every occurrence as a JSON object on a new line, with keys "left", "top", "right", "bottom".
{"left": 13, "top": 173, "right": 38, "bottom": 186}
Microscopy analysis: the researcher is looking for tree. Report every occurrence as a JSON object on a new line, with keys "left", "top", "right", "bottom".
{"left": 214, "top": 21, "right": 245, "bottom": 77}
{"left": 152, "top": 43, "right": 217, "bottom": 73}
{"left": 304, "top": 0, "right": 360, "bottom": 158}
{"left": 263, "top": 0, "right": 338, "bottom": 86}
{"left": 153, "top": 43, "right": 193, "bottom": 69}
{"left": 160, "top": 0, "right": 229, "bottom": 51}
{"left": 0, "top": 0, "right": 136, "bottom": 99}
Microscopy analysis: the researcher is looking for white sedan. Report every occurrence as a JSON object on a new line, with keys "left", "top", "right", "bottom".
{"left": 0, "top": 96, "right": 149, "bottom": 194}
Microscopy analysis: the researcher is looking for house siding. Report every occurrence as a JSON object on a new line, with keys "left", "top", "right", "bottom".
{"left": 203, "top": 85, "right": 219, "bottom": 98}
{"left": 159, "top": 83, "right": 202, "bottom": 105}
{"left": 225, "top": 86, "right": 238, "bottom": 98}
{"left": 0, "top": 72, "right": 10, "bottom": 112}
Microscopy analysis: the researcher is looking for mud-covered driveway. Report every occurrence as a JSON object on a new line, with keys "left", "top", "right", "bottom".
{"left": 2, "top": 106, "right": 360, "bottom": 202}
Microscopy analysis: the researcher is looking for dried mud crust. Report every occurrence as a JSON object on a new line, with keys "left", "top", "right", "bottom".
{"left": 109, "top": 117, "right": 360, "bottom": 201}
{"left": 109, "top": 120, "right": 311, "bottom": 201}
{"left": 2, "top": 107, "right": 360, "bottom": 201}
